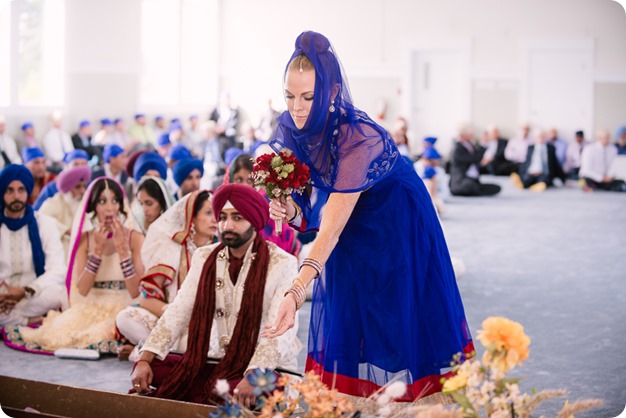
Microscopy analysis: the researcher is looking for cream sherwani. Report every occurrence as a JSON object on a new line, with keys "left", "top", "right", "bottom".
{"left": 39, "top": 192, "right": 77, "bottom": 259}
{"left": 0, "top": 212, "right": 68, "bottom": 326}
{"left": 141, "top": 240, "right": 302, "bottom": 373}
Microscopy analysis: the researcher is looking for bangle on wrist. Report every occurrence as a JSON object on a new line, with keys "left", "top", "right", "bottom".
{"left": 85, "top": 254, "right": 102, "bottom": 274}
{"left": 120, "top": 257, "right": 136, "bottom": 280}
{"left": 299, "top": 257, "right": 322, "bottom": 279}
{"left": 136, "top": 359, "right": 151, "bottom": 366}
{"left": 287, "top": 197, "right": 302, "bottom": 223}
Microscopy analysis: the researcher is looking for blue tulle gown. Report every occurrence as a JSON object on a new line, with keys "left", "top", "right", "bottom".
{"left": 304, "top": 157, "right": 474, "bottom": 401}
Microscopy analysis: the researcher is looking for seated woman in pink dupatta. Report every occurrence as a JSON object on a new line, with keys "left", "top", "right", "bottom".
{"left": 223, "top": 153, "right": 301, "bottom": 257}
{"left": 9, "top": 177, "right": 144, "bottom": 355}
{"left": 115, "top": 190, "right": 217, "bottom": 359}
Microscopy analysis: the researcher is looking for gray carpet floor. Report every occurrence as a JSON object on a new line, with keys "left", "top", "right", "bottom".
{"left": 1, "top": 175, "right": 624, "bottom": 417}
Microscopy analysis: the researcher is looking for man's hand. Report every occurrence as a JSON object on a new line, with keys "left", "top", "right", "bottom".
{"left": 233, "top": 375, "right": 257, "bottom": 409}
{"left": 0, "top": 298, "right": 17, "bottom": 314}
{"left": 2, "top": 284, "right": 26, "bottom": 303}
{"left": 130, "top": 361, "right": 153, "bottom": 394}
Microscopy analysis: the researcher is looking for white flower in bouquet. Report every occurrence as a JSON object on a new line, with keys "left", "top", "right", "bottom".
{"left": 214, "top": 379, "right": 230, "bottom": 396}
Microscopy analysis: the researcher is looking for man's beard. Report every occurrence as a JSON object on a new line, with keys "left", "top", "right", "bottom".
{"left": 5, "top": 200, "right": 26, "bottom": 213}
{"left": 63, "top": 193, "right": 82, "bottom": 214}
{"left": 220, "top": 226, "right": 255, "bottom": 249}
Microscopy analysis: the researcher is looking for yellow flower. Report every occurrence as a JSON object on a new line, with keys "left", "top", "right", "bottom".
{"left": 477, "top": 317, "right": 531, "bottom": 371}
{"left": 442, "top": 369, "right": 468, "bottom": 393}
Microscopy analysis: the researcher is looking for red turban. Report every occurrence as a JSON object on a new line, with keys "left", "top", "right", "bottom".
{"left": 212, "top": 184, "right": 269, "bottom": 231}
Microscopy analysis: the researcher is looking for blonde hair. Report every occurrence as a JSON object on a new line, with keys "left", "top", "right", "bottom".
{"left": 288, "top": 53, "right": 314, "bottom": 73}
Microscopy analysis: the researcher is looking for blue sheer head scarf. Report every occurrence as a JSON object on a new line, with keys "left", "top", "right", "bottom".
{"left": 270, "top": 31, "right": 399, "bottom": 194}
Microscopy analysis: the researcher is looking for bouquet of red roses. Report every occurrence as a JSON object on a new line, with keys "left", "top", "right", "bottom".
{"left": 252, "top": 149, "right": 311, "bottom": 234}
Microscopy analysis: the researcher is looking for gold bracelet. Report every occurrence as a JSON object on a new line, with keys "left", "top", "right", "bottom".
{"left": 287, "top": 196, "right": 302, "bottom": 223}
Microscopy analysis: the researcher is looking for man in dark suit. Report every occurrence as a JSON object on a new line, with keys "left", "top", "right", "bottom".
{"left": 71, "top": 120, "right": 103, "bottom": 165}
{"left": 511, "top": 129, "right": 565, "bottom": 192}
{"left": 480, "top": 125, "right": 519, "bottom": 176}
{"left": 449, "top": 124, "right": 501, "bottom": 197}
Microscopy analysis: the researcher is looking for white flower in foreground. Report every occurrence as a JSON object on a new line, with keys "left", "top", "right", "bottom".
{"left": 376, "top": 393, "right": 391, "bottom": 406}
{"left": 215, "top": 379, "right": 230, "bottom": 396}
{"left": 384, "top": 381, "right": 407, "bottom": 399}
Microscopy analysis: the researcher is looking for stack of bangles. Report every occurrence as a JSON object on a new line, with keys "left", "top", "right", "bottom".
{"left": 120, "top": 257, "right": 136, "bottom": 280}
{"left": 85, "top": 254, "right": 101, "bottom": 274}
{"left": 299, "top": 257, "right": 322, "bottom": 278}
{"left": 284, "top": 278, "right": 307, "bottom": 310}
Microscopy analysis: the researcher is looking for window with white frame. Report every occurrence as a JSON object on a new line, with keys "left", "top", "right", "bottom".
{"left": 0, "top": 0, "right": 65, "bottom": 108}
{"left": 140, "top": 0, "right": 218, "bottom": 108}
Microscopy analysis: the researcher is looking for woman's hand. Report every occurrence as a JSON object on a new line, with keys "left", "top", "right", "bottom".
{"left": 111, "top": 219, "right": 130, "bottom": 257}
{"left": 268, "top": 197, "right": 295, "bottom": 224}
{"left": 92, "top": 226, "right": 109, "bottom": 256}
{"left": 261, "top": 295, "right": 297, "bottom": 338}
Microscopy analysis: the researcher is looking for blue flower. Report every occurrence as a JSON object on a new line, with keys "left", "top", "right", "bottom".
{"left": 246, "top": 368, "right": 277, "bottom": 396}
{"left": 209, "top": 401, "right": 242, "bottom": 418}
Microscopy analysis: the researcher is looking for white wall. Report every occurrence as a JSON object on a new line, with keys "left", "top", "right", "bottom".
{"left": 2, "top": 0, "right": 625, "bottom": 149}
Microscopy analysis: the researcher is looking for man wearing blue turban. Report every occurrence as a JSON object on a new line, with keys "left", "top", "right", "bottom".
{"left": 22, "top": 146, "right": 57, "bottom": 205}
{"left": 133, "top": 152, "right": 168, "bottom": 181}
{"left": 172, "top": 158, "right": 204, "bottom": 199}
{"left": 33, "top": 148, "right": 91, "bottom": 210}
{"left": 92, "top": 144, "right": 130, "bottom": 197}
{"left": 0, "top": 164, "right": 67, "bottom": 327}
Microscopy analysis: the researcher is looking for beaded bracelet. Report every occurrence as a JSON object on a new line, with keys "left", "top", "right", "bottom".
{"left": 85, "top": 254, "right": 102, "bottom": 274}
{"left": 120, "top": 257, "right": 136, "bottom": 280}
{"left": 299, "top": 257, "right": 323, "bottom": 279}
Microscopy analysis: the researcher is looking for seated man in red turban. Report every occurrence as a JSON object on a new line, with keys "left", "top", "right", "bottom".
{"left": 131, "top": 183, "right": 301, "bottom": 407}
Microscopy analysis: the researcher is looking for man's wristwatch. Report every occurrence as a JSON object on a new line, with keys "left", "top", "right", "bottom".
{"left": 24, "top": 286, "right": 36, "bottom": 299}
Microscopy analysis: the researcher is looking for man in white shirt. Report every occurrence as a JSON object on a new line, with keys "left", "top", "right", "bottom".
{"left": 0, "top": 115, "right": 22, "bottom": 169}
{"left": 0, "top": 165, "right": 67, "bottom": 326}
{"left": 579, "top": 129, "right": 626, "bottom": 192}
{"left": 505, "top": 123, "right": 532, "bottom": 166}
{"left": 42, "top": 110, "right": 75, "bottom": 173}
{"left": 131, "top": 183, "right": 300, "bottom": 406}
{"left": 563, "top": 130, "right": 588, "bottom": 180}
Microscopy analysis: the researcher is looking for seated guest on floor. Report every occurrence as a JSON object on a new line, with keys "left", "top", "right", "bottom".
{"left": 563, "top": 130, "right": 588, "bottom": 181}
{"left": 130, "top": 183, "right": 301, "bottom": 407}
{"left": 616, "top": 126, "right": 626, "bottom": 155}
{"left": 479, "top": 124, "right": 518, "bottom": 176}
{"left": 504, "top": 122, "right": 532, "bottom": 172}
{"left": 172, "top": 157, "right": 204, "bottom": 199}
{"left": 449, "top": 123, "right": 501, "bottom": 196}
{"left": 22, "top": 147, "right": 56, "bottom": 206}
{"left": 92, "top": 144, "right": 131, "bottom": 197}
{"left": 116, "top": 190, "right": 217, "bottom": 359}
{"left": 224, "top": 153, "right": 301, "bottom": 257}
{"left": 579, "top": 128, "right": 626, "bottom": 192}
{"left": 130, "top": 175, "right": 175, "bottom": 235}
{"left": 39, "top": 165, "right": 91, "bottom": 258}
{"left": 510, "top": 128, "right": 565, "bottom": 192}
{"left": 0, "top": 165, "right": 67, "bottom": 329}
{"left": 166, "top": 144, "right": 193, "bottom": 197}
{"left": 33, "top": 149, "right": 90, "bottom": 210}
{"left": 133, "top": 151, "right": 168, "bottom": 186}
{"left": 12, "top": 177, "right": 145, "bottom": 355}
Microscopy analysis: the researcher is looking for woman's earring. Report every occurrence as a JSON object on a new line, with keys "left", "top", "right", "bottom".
{"left": 190, "top": 223, "right": 197, "bottom": 240}
{"left": 329, "top": 100, "right": 335, "bottom": 113}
